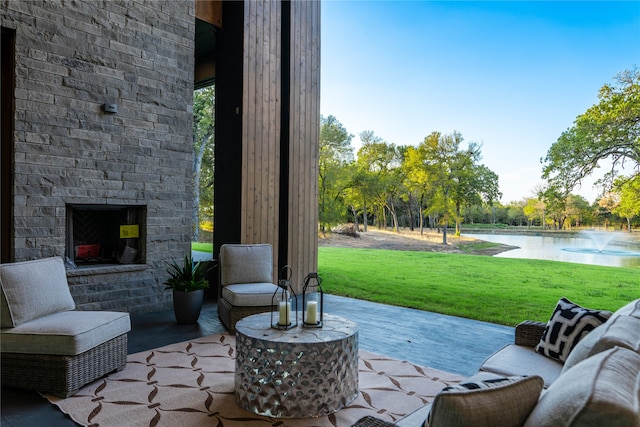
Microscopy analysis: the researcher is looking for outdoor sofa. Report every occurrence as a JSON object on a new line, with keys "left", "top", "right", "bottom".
{"left": 353, "top": 297, "right": 640, "bottom": 427}
{"left": 1, "top": 256, "right": 131, "bottom": 397}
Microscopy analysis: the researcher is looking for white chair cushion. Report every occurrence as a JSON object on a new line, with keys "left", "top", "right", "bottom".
{"left": 479, "top": 344, "right": 563, "bottom": 388}
{"left": 1, "top": 257, "right": 76, "bottom": 328}
{"left": 563, "top": 315, "right": 640, "bottom": 372}
{"left": 608, "top": 298, "right": 640, "bottom": 321}
{"left": 524, "top": 346, "right": 640, "bottom": 427}
{"left": 1, "top": 310, "right": 131, "bottom": 356}
{"left": 222, "top": 283, "right": 280, "bottom": 306}
{"left": 220, "top": 244, "right": 273, "bottom": 286}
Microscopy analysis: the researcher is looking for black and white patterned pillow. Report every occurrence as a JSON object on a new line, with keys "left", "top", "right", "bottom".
{"left": 535, "top": 297, "right": 612, "bottom": 362}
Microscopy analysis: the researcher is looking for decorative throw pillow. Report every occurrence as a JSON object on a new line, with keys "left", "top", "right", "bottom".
{"left": 535, "top": 297, "right": 612, "bottom": 362}
{"left": 424, "top": 374, "right": 544, "bottom": 427}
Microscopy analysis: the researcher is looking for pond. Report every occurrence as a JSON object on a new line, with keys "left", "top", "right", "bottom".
{"left": 462, "top": 232, "right": 640, "bottom": 268}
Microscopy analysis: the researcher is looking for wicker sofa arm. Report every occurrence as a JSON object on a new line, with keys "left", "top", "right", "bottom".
{"left": 515, "top": 320, "right": 547, "bottom": 348}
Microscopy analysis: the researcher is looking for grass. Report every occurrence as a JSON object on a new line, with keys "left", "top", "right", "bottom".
{"left": 192, "top": 242, "right": 213, "bottom": 253}
{"left": 318, "top": 247, "right": 639, "bottom": 326}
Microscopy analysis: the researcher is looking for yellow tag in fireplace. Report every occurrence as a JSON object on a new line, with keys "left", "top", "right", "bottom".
{"left": 120, "top": 225, "right": 139, "bottom": 238}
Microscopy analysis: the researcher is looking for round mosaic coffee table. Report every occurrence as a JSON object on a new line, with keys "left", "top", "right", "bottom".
{"left": 234, "top": 312, "right": 359, "bottom": 418}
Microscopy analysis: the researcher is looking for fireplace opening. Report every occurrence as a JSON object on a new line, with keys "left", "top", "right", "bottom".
{"left": 66, "top": 204, "right": 146, "bottom": 267}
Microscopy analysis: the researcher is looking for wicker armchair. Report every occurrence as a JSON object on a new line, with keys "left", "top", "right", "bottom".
{"left": 1, "top": 257, "right": 130, "bottom": 397}
{"left": 217, "top": 244, "right": 280, "bottom": 333}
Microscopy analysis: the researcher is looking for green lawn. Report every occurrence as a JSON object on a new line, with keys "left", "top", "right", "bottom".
{"left": 192, "top": 242, "right": 213, "bottom": 253}
{"left": 318, "top": 247, "right": 639, "bottom": 326}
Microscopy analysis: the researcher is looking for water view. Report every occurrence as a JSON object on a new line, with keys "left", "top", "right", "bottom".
{"left": 463, "top": 232, "right": 640, "bottom": 268}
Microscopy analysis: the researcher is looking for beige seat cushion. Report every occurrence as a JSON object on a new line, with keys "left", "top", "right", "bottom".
{"left": 479, "top": 344, "right": 563, "bottom": 388}
{"left": 221, "top": 283, "right": 280, "bottom": 306}
{"left": 1, "top": 310, "right": 131, "bottom": 356}
{"left": 524, "top": 346, "right": 640, "bottom": 427}
{"left": 1, "top": 257, "right": 75, "bottom": 327}
{"left": 563, "top": 315, "right": 640, "bottom": 372}
{"left": 425, "top": 371, "right": 544, "bottom": 427}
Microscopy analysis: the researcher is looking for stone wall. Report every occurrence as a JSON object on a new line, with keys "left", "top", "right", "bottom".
{"left": 1, "top": 1, "right": 196, "bottom": 313}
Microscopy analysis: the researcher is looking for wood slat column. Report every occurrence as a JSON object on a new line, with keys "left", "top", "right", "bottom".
{"left": 214, "top": 0, "right": 319, "bottom": 291}
{"left": 286, "top": 0, "right": 320, "bottom": 290}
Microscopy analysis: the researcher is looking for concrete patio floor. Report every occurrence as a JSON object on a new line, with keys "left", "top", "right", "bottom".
{"left": 1, "top": 294, "right": 514, "bottom": 427}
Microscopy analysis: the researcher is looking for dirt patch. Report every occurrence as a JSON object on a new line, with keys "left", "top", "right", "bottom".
{"left": 318, "top": 228, "right": 518, "bottom": 256}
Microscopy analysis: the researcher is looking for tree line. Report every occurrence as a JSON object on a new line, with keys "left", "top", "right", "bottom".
{"left": 319, "top": 69, "right": 640, "bottom": 240}
{"left": 190, "top": 69, "right": 639, "bottom": 242}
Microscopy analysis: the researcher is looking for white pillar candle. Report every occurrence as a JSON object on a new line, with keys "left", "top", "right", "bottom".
{"left": 278, "top": 301, "right": 291, "bottom": 325}
{"left": 306, "top": 301, "right": 318, "bottom": 324}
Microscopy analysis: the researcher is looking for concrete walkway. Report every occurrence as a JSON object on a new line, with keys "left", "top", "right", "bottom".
{"left": 191, "top": 249, "right": 213, "bottom": 262}
{"left": 326, "top": 294, "right": 513, "bottom": 376}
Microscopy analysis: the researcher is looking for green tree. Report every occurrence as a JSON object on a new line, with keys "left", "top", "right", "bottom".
{"left": 565, "top": 194, "right": 591, "bottom": 229}
{"left": 597, "top": 193, "right": 619, "bottom": 229}
{"left": 506, "top": 201, "right": 527, "bottom": 226}
{"left": 523, "top": 197, "right": 547, "bottom": 228}
{"left": 419, "top": 131, "right": 482, "bottom": 244}
{"left": 378, "top": 144, "right": 405, "bottom": 232}
{"left": 318, "top": 115, "right": 353, "bottom": 234}
{"left": 192, "top": 86, "right": 215, "bottom": 242}
{"left": 403, "top": 145, "right": 438, "bottom": 233}
{"left": 539, "top": 186, "right": 567, "bottom": 229}
{"left": 542, "top": 68, "right": 640, "bottom": 195}
{"left": 474, "top": 164, "right": 501, "bottom": 226}
{"left": 354, "top": 132, "right": 396, "bottom": 231}
{"left": 448, "top": 145, "right": 483, "bottom": 236}
{"left": 612, "top": 175, "right": 640, "bottom": 231}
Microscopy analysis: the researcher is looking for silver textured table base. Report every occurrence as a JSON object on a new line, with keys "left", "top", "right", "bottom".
{"left": 235, "top": 313, "right": 359, "bottom": 418}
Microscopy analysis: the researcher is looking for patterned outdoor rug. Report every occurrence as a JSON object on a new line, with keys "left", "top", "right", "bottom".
{"left": 46, "top": 334, "right": 463, "bottom": 427}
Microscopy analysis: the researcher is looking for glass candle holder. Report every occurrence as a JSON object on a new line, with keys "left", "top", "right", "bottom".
{"left": 271, "top": 265, "right": 297, "bottom": 330}
{"left": 302, "top": 272, "right": 323, "bottom": 328}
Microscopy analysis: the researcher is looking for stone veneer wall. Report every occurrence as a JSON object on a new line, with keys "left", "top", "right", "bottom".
{"left": 1, "top": 1, "right": 196, "bottom": 313}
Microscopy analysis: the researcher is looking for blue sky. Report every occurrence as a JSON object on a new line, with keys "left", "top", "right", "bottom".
{"left": 320, "top": 1, "right": 640, "bottom": 203}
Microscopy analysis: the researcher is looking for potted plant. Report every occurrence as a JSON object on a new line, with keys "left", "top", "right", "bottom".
{"left": 163, "top": 255, "right": 210, "bottom": 324}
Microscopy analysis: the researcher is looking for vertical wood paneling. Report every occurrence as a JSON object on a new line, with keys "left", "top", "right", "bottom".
{"left": 240, "top": 0, "right": 319, "bottom": 289}
{"left": 242, "top": 0, "right": 281, "bottom": 278}
{"left": 288, "top": 0, "right": 320, "bottom": 290}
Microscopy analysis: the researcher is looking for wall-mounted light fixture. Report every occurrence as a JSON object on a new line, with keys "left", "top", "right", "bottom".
{"left": 102, "top": 103, "right": 118, "bottom": 114}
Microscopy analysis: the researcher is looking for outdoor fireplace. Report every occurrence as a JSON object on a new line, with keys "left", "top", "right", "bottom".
{"left": 66, "top": 204, "right": 146, "bottom": 267}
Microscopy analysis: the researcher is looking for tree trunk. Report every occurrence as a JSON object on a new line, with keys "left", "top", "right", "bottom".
{"left": 351, "top": 205, "right": 359, "bottom": 231}
{"left": 389, "top": 202, "right": 399, "bottom": 232}
{"left": 363, "top": 200, "right": 368, "bottom": 232}
{"left": 455, "top": 202, "right": 461, "bottom": 237}
{"left": 407, "top": 193, "right": 415, "bottom": 231}
{"left": 442, "top": 215, "right": 448, "bottom": 245}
